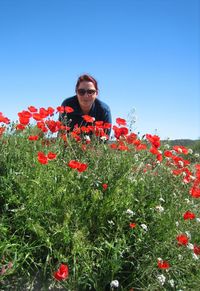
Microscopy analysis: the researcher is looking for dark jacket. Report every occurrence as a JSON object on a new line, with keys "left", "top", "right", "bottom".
{"left": 59, "top": 95, "right": 112, "bottom": 135}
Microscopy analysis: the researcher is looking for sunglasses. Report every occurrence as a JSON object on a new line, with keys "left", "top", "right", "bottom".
{"left": 77, "top": 89, "right": 96, "bottom": 96}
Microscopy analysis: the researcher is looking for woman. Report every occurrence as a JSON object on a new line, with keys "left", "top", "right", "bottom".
{"left": 59, "top": 74, "right": 112, "bottom": 136}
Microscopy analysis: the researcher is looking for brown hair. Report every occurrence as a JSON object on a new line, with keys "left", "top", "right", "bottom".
{"left": 75, "top": 74, "right": 98, "bottom": 92}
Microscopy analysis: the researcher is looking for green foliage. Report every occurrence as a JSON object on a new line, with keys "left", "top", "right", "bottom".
{"left": 0, "top": 127, "right": 200, "bottom": 290}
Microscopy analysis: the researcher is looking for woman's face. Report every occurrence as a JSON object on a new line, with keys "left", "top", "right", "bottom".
{"left": 76, "top": 81, "right": 98, "bottom": 113}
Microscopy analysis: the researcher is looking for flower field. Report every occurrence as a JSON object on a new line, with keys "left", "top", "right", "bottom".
{"left": 0, "top": 107, "right": 200, "bottom": 290}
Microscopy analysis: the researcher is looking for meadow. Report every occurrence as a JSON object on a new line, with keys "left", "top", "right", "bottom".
{"left": 0, "top": 107, "right": 200, "bottom": 290}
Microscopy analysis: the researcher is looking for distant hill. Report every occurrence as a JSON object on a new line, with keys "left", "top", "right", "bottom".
{"left": 162, "top": 139, "right": 199, "bottom": 147}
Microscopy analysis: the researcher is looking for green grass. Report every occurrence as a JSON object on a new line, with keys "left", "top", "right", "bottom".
{"left": 0, "top": 119, "right": 200, "bottom": 290}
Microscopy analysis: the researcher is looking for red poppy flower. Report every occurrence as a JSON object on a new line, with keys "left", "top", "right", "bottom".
{"left": 129, "top": 222, "right": 136, "bottom": 229}
{"left": 164, "top": 150, "right": 173, "bottom": 158}
{"left": 57, "top": 106, "right": 65, "bottom": 113}
{"left": 68, "top": 160, "right": 80, "bottom": 169}
{"left": 194, "top": 244, "right": 200, "bottom": 255}
{"left": 28, "top": 106, "right": 38, "bottom": 113}
{"left": 176, "top": 234, "right": 189, "bottom": 246}
{"left": 65, "top": 106, "right": 74, "bottom": 113}
{"left": 172, "top": 169, "right": 182, "bottom": 176}
{"left": 120, "top": 127, "right": 129, "bottom": 136}
{"left": 33, "top": 113, "right": 43, "bottom": 121}
{"left": 157, "top": 154, "right": 163, "bottom": 162}
{"left": 37, "top": 152, "right": 48, "bottom": 164}
{"left": 110, "top": 143, "right": 118, "bottom": 149}
{"left": 136, "top": 144, "right": 147, "bottom": 151}
{"left": 39, "top": 107, "right": 49, "bottom": 118}
{"left": 104, "top": 122, "right": 112, "bottom": 129}
{"left": 118, "top": 143, "right": 129, "bottom": 151}
{"left": 54, "top": 264, "right": 69, "bottom": 281}
{"left": 190, "top": 187, "right": 200, "bottom": 198}
{"left": 77, "top": 163, "right": 88, "bottom": 172}
{"left": 133, "top": 139, "right": 140, "bottom": 146}
{"left": 150, "top": 147, "right": 159, "bottom": 155}
{"left": 113, "top": 126, "right": 128, "bottom": 139}
{"left": 68, "top": 160, "right": 88, "bottom": 172}
{"left": 95, "top": 121, "right": 104, "bottom": 126}
{"left": 157, "top": 259, "right": 170, "bottom": 269}
{"left": 102, "top": 183, "right": 108, "bottom": 190}
{"left": 195, "top": 164, "right": 200, "bottom": 171}
{"left": 126, "top": 133, "right": 137, "bottom": 144}
{"left": 47, "top": 152, "right": 57, "bottom": 160}
{"left": 47, "top": 106, "right": 55, "bottom": 116}
{"left": 0, "top": 127, "right": 6, "bottom": 135}
{"left": 18, "top": 110, "right": 32, "bottom": 119}
{"left": 60, "top": 134, "right": 67, "bottom": 142}
{"left": 146, "top": 134, "right": 160, "bottom": 148}
{"left": 116, "top": 117, "right": 127, "bottom": 126}
{"left": 4, "top": 117, "right": 10, "bottom": 124}
{"left": 16, "top": 124, "right": 26, "bottom": 130}
{"left": 62, "top": 125, "right": 71, "bottom": 131}
{"left": 173, "top": 145, "right": 188, "bottom": 155}
{"left": 46, "top": 120, "right": 61, "bottom": 133}
{"left": 19, "top": 117, "right": 30, "bottom": 125}
{"left": 82, "top": 115, "right": 95, "bottom": 123}
{"left": 0, "top": 113, "right": 10, "bottom": 124}
{"left": 28, "top": 135, "right": 39, "bottom": 141}
{"left": 183, "top": 210, "right": 196, "bottom": 220}
{"left": 80, "top": 126, "right": 91, "bottom": 134}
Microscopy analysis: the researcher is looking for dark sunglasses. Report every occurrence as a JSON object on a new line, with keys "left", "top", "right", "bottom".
{"left": 77, "top": 89, "right": 96, "bottom": 96}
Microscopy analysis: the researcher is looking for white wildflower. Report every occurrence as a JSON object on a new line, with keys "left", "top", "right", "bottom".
{"left": 178, "top": 254, "right": 183, "bottom": 260}
{"left": 192, "top": 253, "right": 199, "bottom": 260}
{"left": 168, "top": 279, "right": 175, "bottom": 288}
{"left": 178, "top": 161, "right": 184, "bottom": 167}
{"left": 175, "top": 221, "right": 179, "bottom": 227}
{"left": 194, "top": 153, "right": 199, "bottom": 158}
{"left": 141, "top": 224, "right": 148, "bottom": 231}
{"left": 84, "top": 135, "right": 91, "bottom": 142}
{"left": 164, "top": 144, "right": 170, "bottom": 149}
{"left": 126, "top": 209, "right": 134, "bottom": 216}
{"left": 135, "top": 154, "right": 139, "bottom": 162}
{"left": 196, "top": 218, "right": 200, "bottom": 223}
{"left": 119, "top": 250, "right": 125, "bottom": 258}
{"left": 159, "top": 197, "right": 165, "bottom": 202}
{"left": 187, "top": 243, "right": 194, "bottom": 250}
{"left": 185, "top": 231, "right": 191, "bottom": 239}
{"left": 110, "top": 280, "right": 119, "bottom": 288}
{"left": 155, "top": 205, "right": 164, "bottom": 213}
{"left": 188, "top": 148, "right": 193, "bottom": 154}
{"left": 100, "top": 136, "right": 108, "bottom": 141}
{"left": 157, "top": 274, "right": 166, "bottom": 285}
{"left": 184, "top": 198, "right": 190, "bottom": 204}
{"left": 108, "top": 220, "right": 115, "bottom": 226}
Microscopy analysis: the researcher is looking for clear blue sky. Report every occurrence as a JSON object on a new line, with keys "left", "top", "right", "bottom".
{"left": 0, "top": 0, "right": 199, "bottom": 140}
